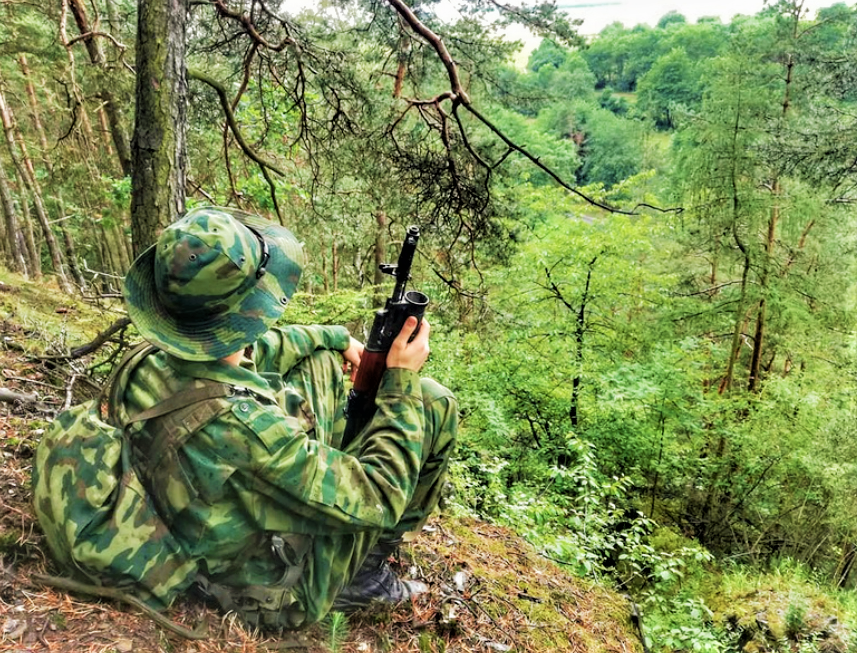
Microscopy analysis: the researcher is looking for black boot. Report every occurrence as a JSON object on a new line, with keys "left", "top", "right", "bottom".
{"left": 332, "top": 539, "right": 427, "bottom": 612}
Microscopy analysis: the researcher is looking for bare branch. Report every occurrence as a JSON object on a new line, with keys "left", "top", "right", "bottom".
{"left": 189, "top": 68, "right": 288, "bottom": 178}
{"left": 211, "top": 0, "right": 295, "bottom": 51}
{"left": 384, "top": 0, "right": 683, "bottom": 217}
{"left": 386, "top": 0, "right": 470, "bottom": 104}
{"left": 65, "top": 30, "right": 127, "bottom": 52}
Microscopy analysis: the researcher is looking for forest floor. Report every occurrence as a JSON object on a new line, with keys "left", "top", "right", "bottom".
{"left": 0, "top": 277, "right": 644, "bottom": 653}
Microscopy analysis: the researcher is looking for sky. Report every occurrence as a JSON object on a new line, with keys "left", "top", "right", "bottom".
{"left": 477, "top": 0, "right": 840, "bottom": 56}
{"left": 541, "top": 0, "right": 835, "bottom": 35}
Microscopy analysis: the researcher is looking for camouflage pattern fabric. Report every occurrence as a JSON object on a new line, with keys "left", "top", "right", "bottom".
{"left": 117, "top": 324, "right": 458, "bottom": 626}
{"left": 31, "top": 355, "right": 202, "bottom": 609}
{"left": 124, "top": 206, "right": 305, "bottom": 362}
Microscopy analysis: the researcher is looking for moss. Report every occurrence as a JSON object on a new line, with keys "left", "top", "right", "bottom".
{"left": 48, "top": 611, "right": 67, "bottom": 629}
{"left": 703, "top": 569, "right": 854, "bottom": 651}
{"left": 0, "top": 269, "right": 123, "bottom": 356}
{"left": 0, "top": 530, "right": 20, "bottom": 554}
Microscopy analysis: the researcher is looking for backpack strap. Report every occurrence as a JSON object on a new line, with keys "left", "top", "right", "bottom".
{"left": 131, "top": 385, "right": 234, "bottom": 480}
{"left": 193, "top": 532, "right": 310, "bottom": 630}
{"left": 98, "top": 341, "right": 155, "bottom": 422}
{"left": 122, "top": 383, "right": 233, "bottom": 428}
{"left": 100, "top": 341, "right": 235, "bottom": 503}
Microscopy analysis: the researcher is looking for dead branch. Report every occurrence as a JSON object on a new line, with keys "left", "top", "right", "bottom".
{"left": 63, "top": 372, "right": 78, "bottom": 411}
{"left": 0, "top": 388, "right": 38, "bottom": 404}
{"left": 65, "top": 30, "right": 127, "bottom": 52}
{"left": 68, "top": 316, "right": 132, "bottom": 359}
{"left": 211, "top": 0, "right": 296, "bottom": 51}
{"left": 31, "top": 574, "right": 208, "bottom": 640}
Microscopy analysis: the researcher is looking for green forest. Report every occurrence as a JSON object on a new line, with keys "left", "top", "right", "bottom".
{"left": 2, "top": 0, "right": 857, "bottom": 650}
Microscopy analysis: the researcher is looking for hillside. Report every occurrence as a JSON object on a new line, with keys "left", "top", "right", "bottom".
{"left": 0, "top": 274, "right": 644, "bottom": 653}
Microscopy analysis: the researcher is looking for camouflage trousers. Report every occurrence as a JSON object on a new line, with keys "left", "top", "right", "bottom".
{"left": 279, "top": 349, "right": 458, "bottom": 623}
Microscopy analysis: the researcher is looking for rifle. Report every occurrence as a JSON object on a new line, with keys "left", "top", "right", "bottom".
{"left": 342, "top": 226, "right": 428, "bottom": 447}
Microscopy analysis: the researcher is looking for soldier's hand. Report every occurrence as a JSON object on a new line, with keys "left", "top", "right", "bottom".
{"left": 387, "top": 317, "right": 430, "bottom": 372}
{"left": 342, "top": 336, "right": 364, "bottom": 382}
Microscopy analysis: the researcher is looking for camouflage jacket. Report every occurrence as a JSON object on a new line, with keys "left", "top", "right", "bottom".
{"left": 115, "top": 324, "right": 425, "bottom": 622}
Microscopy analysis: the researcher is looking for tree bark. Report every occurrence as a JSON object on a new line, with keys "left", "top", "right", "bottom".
{"left": 332, "top": 241, "right": 340, "bottom": 292}
{"left": 61, "top": 224, "right": 86, "bottom": 289}
{"left": 130, "top": 0, "right": 189, "bottom": 255}
{"left": 105, "top": 0, "right": 122, "bottom": 34}
{"left": 748, "top": 188, "right": 778, "bottom": 393}
{"left": 68, "top": 0, "right": 133, "bottom": 176}
{"left": 117, "top": 222, "right": 133, "bottom": 270}
{"left": 101, "top": 221, "right": 123, "bottom": 280}
{"left": 97, "top": 106, "right": 117, "bottom": 160}
{"left": 56, "top": 197, "right": 86, "bottom": 289}
{"left": 569, "top": 256, "right": 597, "bottom": 428}
{"left": 719, "top": 256, "right": 751, "bottom": 395}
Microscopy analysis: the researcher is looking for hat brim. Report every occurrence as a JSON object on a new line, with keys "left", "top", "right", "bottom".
{"left": 124, "top": 207, "right": 304, "bottom": 361}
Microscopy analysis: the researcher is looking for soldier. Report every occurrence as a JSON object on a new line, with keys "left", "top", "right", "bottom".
{"left": 118, "top": 206, "right": 458, "bottom": 628}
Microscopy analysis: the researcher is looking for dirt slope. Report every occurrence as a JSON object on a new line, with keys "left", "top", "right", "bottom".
{"left": 0, "top": 276, "right": 644, "bottom": 653}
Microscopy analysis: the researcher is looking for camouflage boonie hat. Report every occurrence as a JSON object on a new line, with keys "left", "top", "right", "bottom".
{"left": 124, "top": 206, "right": 304, "bottom": 361}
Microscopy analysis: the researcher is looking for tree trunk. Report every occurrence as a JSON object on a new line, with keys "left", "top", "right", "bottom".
{"left": 68, "top": 0, "right": 133, "bottom": 176}
{"left": 18, "top": 199, "right": 41, "bottom": 279}
{"left": 0, "top": 89, "right": 72, "bottom": 292}
{"left": 710, "top": 231, "right": 719, "bottom": 287}
{"left": 374, "top": 212, "right": 387, "bottom": 306}
{"left": 130, "top": 0, "right": 189, "bottom": 254}
{"left": 748, "top": 188, "right": 779, "bottom": 393}
{"left": 117, "top": 223, "right": 133, "bottom": 270}
{"left": 719, "top": 103, "right": 751, "bottom": 395}
{"left": 56, "top": 197, "right": 86, "bottom": 289}
{"left": 332, "top": 241, "right": 339, "bottom": 292}
{"left": 0, "top": 157, "right": 26, "bottom": 276}
{"left": 570, "top": 256, "right": 597, "bottom": 428}
{"left": 836, "top": 540, "right": 857, "bottom": 589}
{"left": 17, "top": 55, "right": 51, "bottom": 172}
{"left": 0, "top": 176, "right": 6, "bottom": 263}
{"left": 105, "top": 0, "right": 121, "bottom": 34}
{"left": 61, "top": 224, "right": 86, "bottom": 290}
{"left": 719, "top": 255, "right": 750, "bottom": 394}
{"left": 97, "top": 107, "right": 117, "bottom": 160}
{"left": 100, "top": 221, "right": 124, "bottom": 280}
{"left": 321, "top": 250, "right": 329, "bottom": 292}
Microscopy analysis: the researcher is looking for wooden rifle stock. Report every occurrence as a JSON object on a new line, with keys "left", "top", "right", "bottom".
{"left": 342, "top": 226, "right": 428, "bottom": 446}
{"left": 351, "top": 350, "right": 387, "bottom": 396}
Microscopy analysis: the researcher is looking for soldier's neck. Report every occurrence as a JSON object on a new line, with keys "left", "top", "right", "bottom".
{"left": 220, "top": 349, "right": 244, "bottom": 367}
